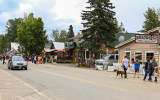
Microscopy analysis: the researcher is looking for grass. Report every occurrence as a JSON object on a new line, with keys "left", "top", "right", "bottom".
{"left": 76, "top": 64, "right": 89, "bottom": 68}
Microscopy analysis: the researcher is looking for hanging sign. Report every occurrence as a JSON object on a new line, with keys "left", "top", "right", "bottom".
{"left": 135, "top": 34, "right": 158, "bottom": 44}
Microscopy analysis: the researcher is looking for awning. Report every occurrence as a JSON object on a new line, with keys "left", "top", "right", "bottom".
{"left": 45, "top": 49, "right": 57, "bottom": 52}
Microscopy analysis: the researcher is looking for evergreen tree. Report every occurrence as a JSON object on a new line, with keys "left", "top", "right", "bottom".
{"left": 68, "top": 25, "right": 75, "bottom": 39}
{"left": 143, "top": 7, "right": 160, "bottom": 31}
{"left": 79, "top": 0, "right": 118, "bottom": 53}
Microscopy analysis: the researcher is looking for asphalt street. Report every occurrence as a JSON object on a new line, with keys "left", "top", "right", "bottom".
{"left": 0, "top": 61, "right": 160, "bottom": 100}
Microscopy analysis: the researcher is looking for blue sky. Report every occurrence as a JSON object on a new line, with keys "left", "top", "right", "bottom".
{"left": 0, "top": 0, "right": 160, "bottom": 40}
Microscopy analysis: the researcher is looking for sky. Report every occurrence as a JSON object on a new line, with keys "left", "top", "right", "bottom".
{"left": 0, "top": 0, "right": 160, "bottom": 40}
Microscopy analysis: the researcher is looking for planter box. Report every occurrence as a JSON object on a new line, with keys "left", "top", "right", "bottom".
{"left": 108, "top": 66, "right": 114, "bottom": 71}
{"left": 95, "top": 65, "right": 103, "bottom": 70}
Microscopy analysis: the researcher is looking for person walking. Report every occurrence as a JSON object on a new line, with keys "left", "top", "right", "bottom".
{"left": 133, "top": 59, "right": 140, "bottom": 78}
{"left": 43, "top": 56, "right": 46, "bottom": 64}
{"left": 32, "top": 56, "right": 34, "bottom": 63}
{"left": 2, "top": 55, "right": 6, "bottom": 64}
{"left": 123, "top": 56, "right": 130, "bottom": 78}
{"left": 34, "top": 56, "right": 36, "bottom": 64}
{"left": 38, "top": 56, "right": 41, "bottom": 64}
{"left": 50, "top": 56, "right": 53, "bottom": 64}
{"left": 152, "top": 57, "right": 157, "bottom": 75}
{"left": 143, "top": 58, "right": 153, "bottom": 82}
{"left": 26, "top": 56, "right": 29, "bottom": 64}
{"left": 153, "top": 67, "right": 159, "bottom": 84}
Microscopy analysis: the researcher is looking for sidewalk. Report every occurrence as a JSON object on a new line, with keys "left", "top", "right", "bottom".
{"left": 0, "top": 67, "right": 49, "bottom": 100}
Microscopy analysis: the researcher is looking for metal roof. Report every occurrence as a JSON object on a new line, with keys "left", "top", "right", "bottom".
{"left": 52, "top": 42, "right": 64, "bottom": 50}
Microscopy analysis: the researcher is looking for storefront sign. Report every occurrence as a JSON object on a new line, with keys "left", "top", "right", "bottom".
{"left": 135, "top": 34, "right": 158, "bottom": 44}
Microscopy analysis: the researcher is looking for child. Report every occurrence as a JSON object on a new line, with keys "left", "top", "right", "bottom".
{"left": 153, "top": 67, "right": 159, "bottom": 84}
{"left": 133, "top": 59, "right": 140, "bottom": 78}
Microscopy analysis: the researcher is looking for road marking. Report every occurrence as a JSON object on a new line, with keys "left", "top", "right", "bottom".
{"left": 0, "top": 70, "right": 53, "bottom": 100}
{"left": 31, "top": 68, "right": 127, "bottom": 92}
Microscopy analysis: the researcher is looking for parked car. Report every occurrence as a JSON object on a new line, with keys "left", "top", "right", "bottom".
{"left": 8, "top": 55, "right": 28, "bottom": 70}
{"left": 95, "top": 54, "right": 118, "bottom": 69}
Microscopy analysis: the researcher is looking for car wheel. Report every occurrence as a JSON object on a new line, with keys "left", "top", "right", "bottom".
{"left": 25, "top": 67, "right": 27, "bottom": 70}
{"left": 11, "top": 67, "right": 13, "bottom": 70}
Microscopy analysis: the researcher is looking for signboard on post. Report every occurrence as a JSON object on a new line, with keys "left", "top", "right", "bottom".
{"left": 135, "top": 34, "right": 158, "bottom": 44}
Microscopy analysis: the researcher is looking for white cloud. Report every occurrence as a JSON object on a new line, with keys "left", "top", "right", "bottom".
{"left": 0, "top": 12, "right": 11, "bottom": 23}
{"left": 50, "top": 0, "right": 87, "bottom": 25}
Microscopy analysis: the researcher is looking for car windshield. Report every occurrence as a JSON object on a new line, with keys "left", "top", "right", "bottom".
{"left": 103, "top": 55, "right": 110, "bottom": 60}
{"left": 12, "top": 56, "right": 24, "bottom": 61}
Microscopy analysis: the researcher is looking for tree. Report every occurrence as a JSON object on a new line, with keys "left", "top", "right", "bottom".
{"left": 51, "top": 29, "right": 68, "bottom": 42}
{"left": 17, "top": 13, "right": 48, "bottom": 55}
{"left": 79, "top": 0, "right": 118, "bottom": 53}
{"left": 59, "top": 30, "right": 68, "bottom": 42}
{"left": 51, "top": 29, "right": 59, "bottom": 42}
{"left": 143, "top": 7, "right": 160, "bottom": 32}
{"left": 67, "top": 25, "right": 75, "bottom": 39}
{"left": 5, "top": 18, "right": 23, "bottom": 42}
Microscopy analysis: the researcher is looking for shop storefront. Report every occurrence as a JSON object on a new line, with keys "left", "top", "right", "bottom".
{"left": 115, "top": 27, "right": 160, "bottom": 66}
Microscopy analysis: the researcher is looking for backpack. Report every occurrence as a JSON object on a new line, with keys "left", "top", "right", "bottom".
{"left": 148, "top": 62, "right": 153, "bottom": 71}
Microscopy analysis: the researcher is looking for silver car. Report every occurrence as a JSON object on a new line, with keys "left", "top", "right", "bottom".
{"left": 8, "top": 56, "right": 28, "bottom": 70}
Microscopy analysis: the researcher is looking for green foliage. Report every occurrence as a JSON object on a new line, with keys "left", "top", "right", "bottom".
{"left": 51, "top": 29, "right": 59, "bottom": 42}
{"left": 5, "top": 18, "right": 23, "bottom": 42}
{"left": 79, "top": 0, "right": 118, "bottom": 53}
{"left": 51, "top": 29, "right": 68, "bottom": 42}
{"left": 68, "top": 25, "right": 75, "bottom": 39}
{"left": 17, "top": 13, "right": 48, "bottom": 55}
{"left": 143, "top": 7, "right": 160, "bottom": 31}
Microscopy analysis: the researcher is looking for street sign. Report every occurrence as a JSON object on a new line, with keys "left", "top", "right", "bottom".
{"left": 135, "top": 34, "right": 158, "bottom": 44}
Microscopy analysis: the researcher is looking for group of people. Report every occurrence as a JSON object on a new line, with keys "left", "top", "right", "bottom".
{"left": 122, "top": 56, "right": 159, "bottom": 84}
{"left": 30, "top": 56, "right": 47, "bottom": 64}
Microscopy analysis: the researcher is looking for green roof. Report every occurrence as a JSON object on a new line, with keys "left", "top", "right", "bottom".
{"left": 112, "top": 33, "right": 135, "bottom": 47}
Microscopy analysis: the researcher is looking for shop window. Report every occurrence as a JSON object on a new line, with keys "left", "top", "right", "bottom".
{"left": 146, "top": 53, "right": 154, "bottom": 60}
{"left": 135, "top": 52, "right": 142, "bottom": 62}
{"left": 125, "top": 52, "right": 130, "bottom": 61}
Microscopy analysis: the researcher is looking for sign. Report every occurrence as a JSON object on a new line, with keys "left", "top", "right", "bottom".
{"left": 65, "top": 42, "right": 74, "bottom": 48}
{"left": 135, "top": 34, "right": 158, "bottom": 44}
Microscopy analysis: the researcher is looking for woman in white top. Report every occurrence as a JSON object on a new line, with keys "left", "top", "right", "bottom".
{"left": 123, "top": 56, "right": 130, "bottom": 78}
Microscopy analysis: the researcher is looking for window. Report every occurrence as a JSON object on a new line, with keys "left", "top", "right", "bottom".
{"left": 135, "top": 52, "right": 142, "bottom": 62}
{"left": 146, "top": 53, "right": 154, "bottom": 60}
{"left": 125, "top": 51, "right": 130, "bottom": 61}
{"left": 109, "top": 55, "right": 114, "bottom": 60}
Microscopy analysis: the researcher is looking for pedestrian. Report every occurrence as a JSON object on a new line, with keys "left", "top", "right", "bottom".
{"left": 152, "top": 57, "right": 157, "bottom": 75}
{"left": 131, "top": 58, "right": 135, "bottom": 64}
{"left": 32, "top": 56, "right": 34, "bottom": 63}
{"left": 26, "top": 56, "right": 29, "bottom": 64}
{"left": 34, "top": 56, "right": 36, "bottom": 64}
{"left": 38, "top": 56, "right": 41, "bottom": 64}
{"left": 2, "top": 55, "right": 6, "bottom": 64}
{"left": 153, "top": 67, "right": 159, "bottom": 84}
{"left": 50, "top": 56, "right": 53, "bottom": 64}
{"left": 133, "top": 59, "right": 140, "bottom": 78}
{"left": 43, "top": 56, "right": 46, "bottom": 64}
{"left": 122, "top": 55, "right": 130, "bottom": 78}
{"left": 143, "top": 58, "right": 153, "bottom": 82}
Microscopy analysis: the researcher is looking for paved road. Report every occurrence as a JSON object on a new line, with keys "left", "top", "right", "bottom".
{"left": 0, "top": 61, "right": 160, "bottom": 100}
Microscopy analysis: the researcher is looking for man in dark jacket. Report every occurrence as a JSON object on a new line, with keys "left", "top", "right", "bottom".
{"left": 2, "top": 55, "right": 6, "bottom": 64}
{"left": 143, "top": 58, "right": 153, "bottom": 81}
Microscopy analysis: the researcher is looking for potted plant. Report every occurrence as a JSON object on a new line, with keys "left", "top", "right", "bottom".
{"left": 107, "top": 62, "right": 114, "bottom": 71}
{"left": 95, "top": 62, "right": 103, "bottom": 70}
